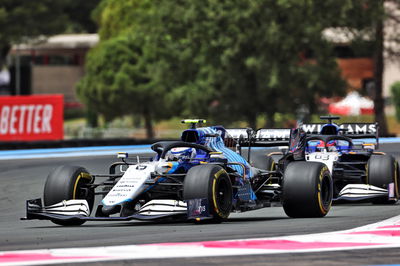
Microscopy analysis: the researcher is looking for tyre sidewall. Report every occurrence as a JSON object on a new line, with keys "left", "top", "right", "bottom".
{"left": 208, "top": 166, "right": 232, "bottom": 220}
{"left": 317, "top": 166, "right": 332, "bottom": 215}
{"left": 367, "top": 154, "right": 399, "bottom": 202}
{"left": 282, "top": 161, "right": 332, "bottom": 218}
{"left": 184, "top": 164, "right": 232, "bottom": 221}
{"left": 44, "top": 165, "right": 94, "bottom": 211}
{"left": 367, "top": 155, "right": 395, "bottom": 188}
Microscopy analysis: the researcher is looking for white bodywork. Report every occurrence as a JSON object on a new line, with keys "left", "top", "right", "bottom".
{"left": 37, "top": 159, "right": 189, "bottom": 218}
{"left": 137, "top": 200, "right": 187, "bottom": 216}
{"left": 102, "top": 162, "right": 156, "bottom": 207}
{"left": 43, "top": 200, "right": 90, "bottom": 216}
{"left": 101, "top": 159, "right": 182, "bottom": 207}
{"left": 306, "top": 150, "right": 392, "bottom": 201}
{"left": 337, "top": 183, "right": 393, "bottom": 201}
{"left": 306, "top": 151, "right": 339, "bottom": 173}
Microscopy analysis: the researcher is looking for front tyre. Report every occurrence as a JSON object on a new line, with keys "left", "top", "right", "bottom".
{"left": 282, "top": 161, "right": 332, "bottom": 218}
{"left": 367, "top": 154, "right": 399, "bottom": 204}
{"left": 44, "top": 165, "right": 94, "bottom": 226}
{"left": 183, "top": 164, "right": 232, "bottom": 222}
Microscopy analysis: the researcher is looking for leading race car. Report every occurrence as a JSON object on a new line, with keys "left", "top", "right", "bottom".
{"left": 23, "top": 119, "right": 333, "bottom": 226}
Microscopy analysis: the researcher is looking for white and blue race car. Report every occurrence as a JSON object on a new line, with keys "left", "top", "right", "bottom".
{"left": 300, "top": 116, "right": 399, "bottom": 203}
{"left": 23, "top": 119, "right": 333, "bottom": 226}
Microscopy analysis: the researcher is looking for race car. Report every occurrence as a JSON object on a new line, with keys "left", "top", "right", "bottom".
{"left": 263, "top": 116, "right": 399, "bottom": 203}
{"left": 23, "top": 119, "right": 333, "bottom": 226}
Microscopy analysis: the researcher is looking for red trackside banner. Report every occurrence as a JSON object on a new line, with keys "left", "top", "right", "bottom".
{"left": 0, "top": 95, "right": 64, "bottom": 141}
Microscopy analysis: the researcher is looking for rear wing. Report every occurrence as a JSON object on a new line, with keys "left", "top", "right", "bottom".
{"left": 301, "top": 122, "right": 379, "bottom": 147}
{"left": 225, "top": 122, "right": 378, "bottom": 147}
{"left": 225, "top": 128, "right": 290, "bottom": 147}
{"left": 301, "top": 123, "right": 378, "bottom": 137}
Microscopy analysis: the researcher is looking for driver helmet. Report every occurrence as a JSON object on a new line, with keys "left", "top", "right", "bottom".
{"left": 306, "top": 140, "right": 324, "bottom": 153}
{"left": 316, "top": 140, "right": 325, "bottom": 151}
{"left": 167, "top": 147, "right": 196, "bottom": 161}
{"left": 326, "top": 140, "right": 337, "bottom": 151}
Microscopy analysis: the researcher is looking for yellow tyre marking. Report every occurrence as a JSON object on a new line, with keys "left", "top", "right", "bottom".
{"left": 212, "top": 169, "right": 228, "bottom": 218}
{"left": 73, "top": 172, "right": 91, "bottom": 199}
{"left": 317, "top": 166, "right": 330, "bottom": 215}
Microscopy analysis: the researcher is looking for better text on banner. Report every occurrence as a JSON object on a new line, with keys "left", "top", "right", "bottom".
{"left": 0, "top": 95, "right": 64, "bottom": 141}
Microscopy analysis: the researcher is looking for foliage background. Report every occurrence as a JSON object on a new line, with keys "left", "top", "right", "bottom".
{"left": 79, "top": 0, "right": 382, "bottom": 137}
{"left": 2, "top": 0, "right": 399, "bottom": 137}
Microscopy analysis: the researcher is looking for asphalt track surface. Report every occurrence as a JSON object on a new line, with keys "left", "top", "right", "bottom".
{"left": 1, "top": 143, "right": 400, "bottom": 265}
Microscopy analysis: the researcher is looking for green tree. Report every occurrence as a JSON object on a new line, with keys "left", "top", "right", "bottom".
{"left": 138, "top": 0, "right": 348, "bottom": 128}
{"left": 76, "top": 34, "right": 171, "bottom": 138}
{"left": 0, "top": 0, "right": 65, "bottom": 65}
{"left": 92, "top": 0, "right": 146, "bottom": 40}
{"left": 79, "top": 0, "right": 183, "bottom": 138}
{"left": 82, "top": 0, "right": 392, "bottom": 133}
{"left": 63, "top": 0, "right": 99, "bottom": 33}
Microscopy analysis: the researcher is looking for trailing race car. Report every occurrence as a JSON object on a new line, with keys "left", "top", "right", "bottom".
{"left": 304, "top": 116, "right": 399, "bottom": 203}
{"left": 23, "top": 119, "right": 333, "bottom": 226}
{"left": 259, "top": 116, "right": 399, "bottom": 204}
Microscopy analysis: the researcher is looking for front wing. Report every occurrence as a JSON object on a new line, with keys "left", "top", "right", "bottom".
{"left": 22, "top": 198, "right": 213, "bottom": 223}
{"left": 334, "top": 183, "right": 396, "bottom": 202}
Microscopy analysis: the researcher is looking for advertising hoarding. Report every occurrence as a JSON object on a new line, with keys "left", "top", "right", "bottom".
{"left": 0, "top": 95, "right": 63, "bottom": 141}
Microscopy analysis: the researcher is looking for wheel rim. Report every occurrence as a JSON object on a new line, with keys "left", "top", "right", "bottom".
{"left": 320, "top": 174, "right": 332, "bottom": 209}
{"left": 73, "top": 172, "right": 92, "bottom": 199}
{"left": 216, "top": 178, "right": 231, "bottom": 213}
{"left": 74, "top": 178, "right": 90, "bottom": 199}
{"left": 73, "top": 173, "right": 94, "bottom": 212}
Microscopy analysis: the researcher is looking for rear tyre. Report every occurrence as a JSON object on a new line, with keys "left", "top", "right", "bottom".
{"left": 183, "top": 164, "right": 232, "bottom": 222}
{"left": 282, "top": 161, "right": 332, "bottom": 218}
{"left": 367, "top": 155, "right": 399, "bottom": 204}
{"left": 251, "top": 154, "right": 275, "bottom": 171}
{"left": 44, "top": 165, "right": 94, "bottom": 226}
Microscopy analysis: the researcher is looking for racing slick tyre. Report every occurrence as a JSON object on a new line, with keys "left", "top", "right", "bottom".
{"left": 282, "top": 161, "right": 333, "bottom": 218}
{"left": 44, "top": 165, "right": 94, "bottom": 226}
{"left": 251, "top": 154, "right": 275, "bottom": 171}
{"left": 367, "top": 154, "right": 399, "bottom": 204}
{"left": 183, "top": 164, "right": 233, "bottom": 223}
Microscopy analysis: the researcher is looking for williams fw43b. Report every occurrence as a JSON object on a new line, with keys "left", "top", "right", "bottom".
{"left": 266, "top": 116, "right": 399, "bottom": 204}
{"left": 23, "top": 119, "right": 333, "bottom": 226}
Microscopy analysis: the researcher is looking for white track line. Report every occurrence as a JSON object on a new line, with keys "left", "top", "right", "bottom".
{"left": 2, "top": 214, "right": 400, "bottom": 265}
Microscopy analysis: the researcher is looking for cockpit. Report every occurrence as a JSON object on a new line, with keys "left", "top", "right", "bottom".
{"left": 306, "top": 138, "right": 351, "bottom": 153}
{"left": 165, "top": 147, "right": 198, "bottom": 161}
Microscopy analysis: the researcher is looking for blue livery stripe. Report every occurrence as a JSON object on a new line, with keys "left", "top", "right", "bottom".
{"left": 199, "top": 127, "right": 251, "bottom": 178}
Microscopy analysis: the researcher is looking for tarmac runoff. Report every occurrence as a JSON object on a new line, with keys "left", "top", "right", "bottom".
{"left": 0, "top": 137, "right": 398, "bottom": 160}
